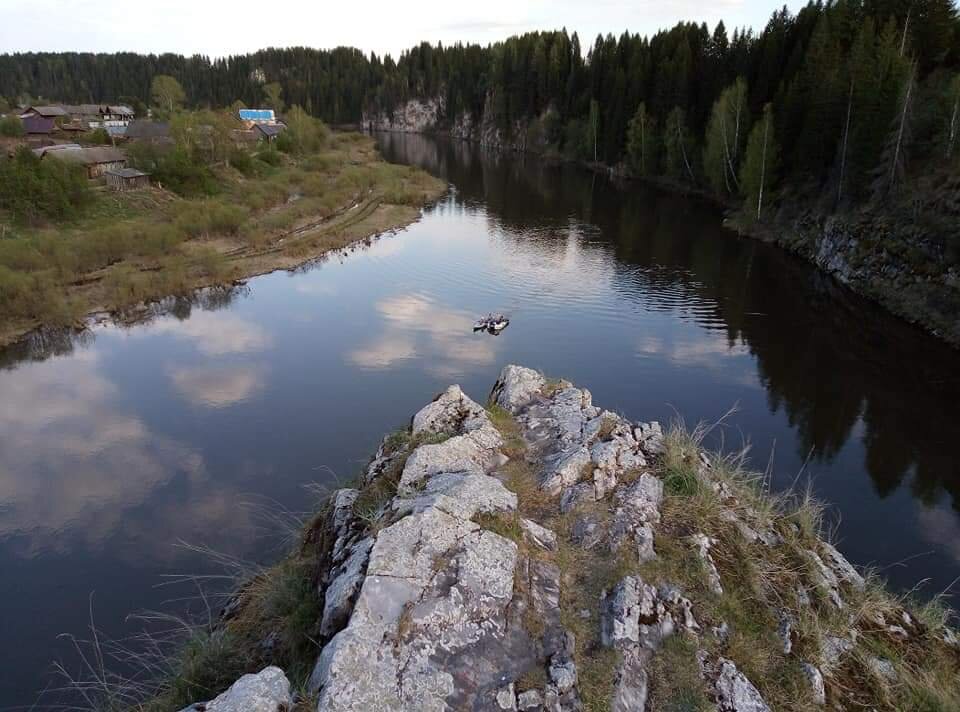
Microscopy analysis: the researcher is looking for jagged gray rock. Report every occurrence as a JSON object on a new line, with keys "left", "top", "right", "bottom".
{"left": 491, "top": 365, "right": 547, "bottom": 412}
{"left": 805, "top": 549, "right": 844, "bottom": 609}
{"left": 711, "top": 657, "right": 772, "bottom": 712}
{"left": 412, "top": 384, "right": 489, "bottom": 436}
{"left": 179, "top": 666, "right": 291, "bottom": 712}
{"left": 609, "top": 474, "right": 663, "bottom": 563}
{"left": 320, "top": 537, "right": 373, "bottom": 638}
{"left": 801, "top": 663, "right": 826, "bottom": 705}
{"left": 820, "top": 541, "right": 866, "bottom": 590}
{"left": 520, "top": 517, "right": 558, "bottom": 551}
{"left": 690, "top": 533, "right": 724, "bottom": 596}
{"left": 611, "top": 647, "right": 650, "bottom": 712}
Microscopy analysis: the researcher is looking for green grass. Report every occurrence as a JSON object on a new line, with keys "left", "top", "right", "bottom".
{"left": 0, "top": 131, "right": 442, "bottom": 343}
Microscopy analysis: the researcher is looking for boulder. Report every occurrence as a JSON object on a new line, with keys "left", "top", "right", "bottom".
{"left": 800, "top": 663, "right": 826, "bottom": 705}
{"left": 559, "top": 482, "right": 595, "bottom": 513}
{"left": 601, "top": 576, "right": 674, "bottom": 651}
{"left": 399, "top": 424, "right": 503, "bottom": 492}
{"left": 710, "top": 657, "right": 772, "bottom": 712}
{"left": 492, "top": 365, "right": 546, "bottom": 412}
{"left": 412, "top": 384, "right": 488, "bottom": 436}
{"left": 187, "top": 666, "right": 292, "bottom": 712}
{"left": 541, "top": 447, "right": 591, "bottom": 496}
{"left": 611, "top": 647, "right": 650, "bottom": 712}
{"left": 520, "top": 517, "right": 558, "bottom": 551}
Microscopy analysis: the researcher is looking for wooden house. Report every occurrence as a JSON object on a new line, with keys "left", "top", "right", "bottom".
{"left": 253, "top": 123, "right": 285, "bottom": 142}
{"left": 21, "top": 116, "right": 55, "bottom": 136}
{"left": 46, "top": 146, "right": 127, "bottom": 178}
{"left": 19, "top": 105, "right": 68, "bottom": 121}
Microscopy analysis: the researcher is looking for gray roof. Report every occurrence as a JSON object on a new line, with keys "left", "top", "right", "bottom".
{"left": 48, "top": 146, "right": 126, "bottom": 165}
{"left": 125, "top": 120, "right": 170, "bottom": 139}
{"left": 23, "top": 105, "right": 67, "bottom": 117}
{"left": 31, "top": 143, "right": 82, "bottom": 157}
{"left": 63, "top": 104, "right": 101, "bottom": 116}
{"left": 106, "top": 167, "right": 149, "bottom": 178}
{"left": 255, "top": 123, "right": 285, "bottom": 137}
{"left": 107, "top": 105, "right": 135, "bottom": 116}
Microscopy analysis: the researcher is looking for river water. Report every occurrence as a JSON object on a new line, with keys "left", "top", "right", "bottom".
{"left": 1, "top": 133, "right": 958, "bottom": 705}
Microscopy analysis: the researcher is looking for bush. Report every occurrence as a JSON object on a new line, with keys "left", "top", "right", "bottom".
{"left": 0, "top": 115, "right": 24, "bottom": 137}
{"left": 228, "top": 148, "right": 256, "bottom": 176}
{"left": 258, "top": 147, "right": 282, "bottom": 166}
{"left": 174, "top": 200, "right": 248, "bottom": 238}
{"left": 85, "top": 128, "right": 112, "bottom": 145}
{"left": 151, "top": 148, "right": 219, "bottom": 197}
{"left": 0, "top": 147, "right": 91, "bottom": 223}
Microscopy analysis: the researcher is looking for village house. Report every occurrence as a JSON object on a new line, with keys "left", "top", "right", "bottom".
{"left": 42, "top": 145, "right": 127, "bottom": 178}
{"left": 238, "top": 108, "right": 277, "bottom": 128}
{"left": 21, "top": 116, "right": 55, "bottom": 137}
{"left": 19, "top": 105, "right": 68, "bottom": 121}
{"left": 124, "top": 120, "right": 172, "bottom": 145}
{"left": 104, "top": 167, "right": 150, "bottom": 191}
{"left": 31, "top": 143, "right": 83, "bottom": 158}
{"left": 64, "top": 104, "right": 135, "bottom": 129}
{"left": 253, "top": 123, "right": 285, "bottom": 142}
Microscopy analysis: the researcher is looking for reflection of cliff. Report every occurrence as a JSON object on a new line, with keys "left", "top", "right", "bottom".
{"left": 380, "top": 133, "right": 960, "bottom": 514}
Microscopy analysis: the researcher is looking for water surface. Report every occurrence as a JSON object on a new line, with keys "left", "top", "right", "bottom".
{"left": 1, "top": 133, "right": 958, "bottom": 705}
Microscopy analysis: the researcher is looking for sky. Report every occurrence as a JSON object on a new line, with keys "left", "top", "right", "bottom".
{"left": 0, "top": 0, "right": 806, "bottom": 58}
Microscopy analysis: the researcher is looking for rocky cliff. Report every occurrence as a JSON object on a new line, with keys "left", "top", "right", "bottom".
{"left": 174, "top": 366, "right": 959, "bottom": 712}
{"left": 365, "top": 97, "right": 550, "bottom": 153}
{"left": 746, "top": 211, "right": 960, "bottom": 348}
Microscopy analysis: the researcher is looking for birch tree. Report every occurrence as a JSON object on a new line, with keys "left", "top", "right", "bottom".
{"left": 740, "top": 103, "right": 780, "bottom": 221}
{"left": 704, "top": 77, "right": 750, "bottom": 196}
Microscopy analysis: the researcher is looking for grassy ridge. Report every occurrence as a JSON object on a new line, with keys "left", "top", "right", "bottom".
{"left": 0, "top": 132, "right": 445, "bottom": 346}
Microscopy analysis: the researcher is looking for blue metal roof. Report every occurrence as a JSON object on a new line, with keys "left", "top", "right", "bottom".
{"left": 239, "top": 109, "right": 275, "bottom": 121}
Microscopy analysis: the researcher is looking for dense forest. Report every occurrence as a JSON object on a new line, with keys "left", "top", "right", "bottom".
{"left": 1, "top": 0, "right": 959, "bottom": 217}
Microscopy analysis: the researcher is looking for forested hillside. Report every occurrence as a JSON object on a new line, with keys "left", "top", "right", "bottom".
{"left": 1, "top": 0, "right": 958, "bottom": 215}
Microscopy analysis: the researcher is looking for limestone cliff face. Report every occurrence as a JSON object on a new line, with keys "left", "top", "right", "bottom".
{"left": 180, "top": 366, "right": 959, "bottom": 712}
{"left": 755, "top": 212, "right": 960, "bottom": 347}
{"left": 365, "top": 95, "right": 553, "bottom": 153}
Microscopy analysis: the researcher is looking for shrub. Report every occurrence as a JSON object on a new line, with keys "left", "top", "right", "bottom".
{"left": 85, "top": 128, "right": 112, "bottom": 145}
{"left": 174, "top": 200, "right": 248, "bottom": 238}
{"left": 0, "top": 147, "right": 91, "bottom": 223}
{"left": 151, "top": 148, "right": 219, "bottom": 197}
{"left": 258, "top": 147, "right": 282, "bottom": 166}
{"left": 0, "top": 115, "right": 24, "bottom": 137}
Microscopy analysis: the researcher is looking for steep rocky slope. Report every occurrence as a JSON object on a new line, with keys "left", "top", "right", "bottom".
{"left": 175, "top": 366, "right": 959, "bottom": 712}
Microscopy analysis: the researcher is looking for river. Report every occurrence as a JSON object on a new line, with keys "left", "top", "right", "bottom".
{"left": 1, "top": 133, "right": 958, "bottom": 705}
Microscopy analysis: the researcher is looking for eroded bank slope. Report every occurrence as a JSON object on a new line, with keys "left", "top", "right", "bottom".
{"left": 173, "top": 366, "right": 959, "bottom": 712}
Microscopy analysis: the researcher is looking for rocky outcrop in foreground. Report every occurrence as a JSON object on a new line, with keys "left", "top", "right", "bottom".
{"left": 181, "top": 366, "right": 959, "bottom": 712}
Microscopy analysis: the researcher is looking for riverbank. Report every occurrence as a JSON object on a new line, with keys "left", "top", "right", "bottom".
{"left": 74, "top": 366, "right": 959, "bottom": 711}
{"left": 0, "top": 133, "right": 446, "bottom": 348}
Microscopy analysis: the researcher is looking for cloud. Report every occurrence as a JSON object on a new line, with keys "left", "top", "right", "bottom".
{"left": 129, "top": 311, "right": 272, "bottom": 356}
{"left": 348, "top": 334, "right": 418, "bottom": 369}
{"left": 170, "top": 364, "right": 264, "bottom": 408}
{"left": 347, "top": 292, "right": 496, "bottom": 376}
{"left": 916, "top": 503, "right": 960, "bottom": 565}
{"left": 0, "top": 351, "right": 207, "bottom": 558}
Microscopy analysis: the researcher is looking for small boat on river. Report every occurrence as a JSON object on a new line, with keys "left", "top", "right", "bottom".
{"left": 473, "top": 313, "right": 510, "bottom": 333}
